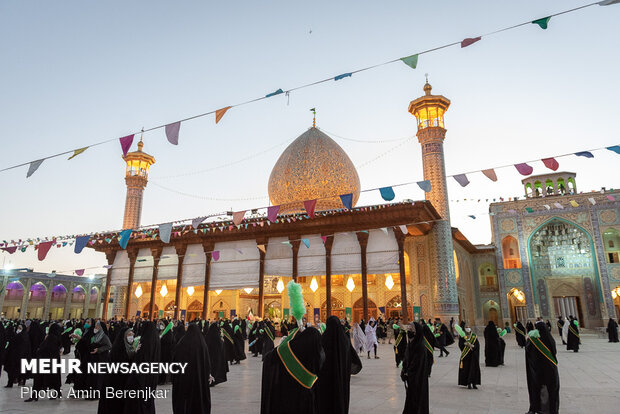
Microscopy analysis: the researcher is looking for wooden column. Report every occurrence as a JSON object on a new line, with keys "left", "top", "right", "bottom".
{"left": 290, "top": 238, "right": 301, "bottom": 282}
{"left": 148, "top": 247, "right": 163, "bottom": 320}
{"left": 256, "top": 239, "right": 268, "bottom": 318}
{"left": 124, "top": 249, "right": 138, "bottom": 320}
{"left": 395, "top": 227, "right": 410, "bottom": 324}
{"left": 173, "top": 244, "right": 187, "bottom": 320}
{"left": 102, "top": 250, "right": 115, "bottom": 320}
{"left": 202, "top": 242, "right": 214, "bottom": 320}
{"left": 323, "top": 235, "right": 334, "bottom": 318}
{"left": 357, "top": 232, "right": 369, "bottom": 321}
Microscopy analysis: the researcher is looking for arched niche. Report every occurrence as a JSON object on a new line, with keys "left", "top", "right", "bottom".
{"left": 5, "top": 281, "right": 24, "bottom": 300}
{"left": 603, "top": 228, "right": 620, "bottom": 263}
{"left": 29, "top": 282, "right": 47, "bottom": 302}
{"left": 51, "top": 284, "right": 67, "bottom": 302}
{"left": 502, "top": 236, "right": 521, "bottom": 269}
{"left": 72, "top": 285, "right": 86, "bottom": 303}
{"left": 478, "top": 263, "right": 497, "bottom": 290}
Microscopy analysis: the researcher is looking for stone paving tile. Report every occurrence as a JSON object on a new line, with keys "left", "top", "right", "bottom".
{"left": 0, "top": 334, "right": 618, "bottom": 413}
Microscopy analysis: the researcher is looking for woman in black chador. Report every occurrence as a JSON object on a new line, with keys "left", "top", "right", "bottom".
{"left": 401, "top": 322, "right": 429, "bottom": 414}
{"left": 526, "top": 320, "right": 534, "bottom": 333}
{"left": 458, "top": 324, "right": 481, "bottom": 389}
{"left": 61, "top": 320, "right": 74, "bottom": 355}
{"left": 124, "top": 321, "right": 161, "bottom": 414}
{"left": 159, "top": 320, "right": 173, "bottom": 385}
{"left": 3, "top": 323, "right": 30, "bottom": 387}
{"left": 421, "top": 323, "right": 435, "bottom": 378}
{"left": 513, "top": 321, "right": 527, "bottom": 348}
{"left": 525, "top": 321, "right": 559, "bottom": 414}
{"left": 231, "top": 319, "right": 246, "bottom": 363}
{"left": 393, "top": 323, "right": 407, "bottom": 368}
{"left": 98, "top": 327, "right": 137, "bottom": 413}
{"left": 25, "top": 323, "right": 63, "bottom": 402}
{"left": 206, "top": 322, "right": 228, "bottom": 386}
{"left": 261, "top": 320, "right": 276, "bottom": 361}
{"left": 172, "top": 324, "right": 212, "bottom": 414}
{"left": 86, "top": 320, "right": 112, "bottom": 397}
{"left": 221, "top": 322, "right": 236, "bottom": 364}
{"left": 566, "top": 317, "right": 580, "bottom": 352}
{"left": 606, "top": 318, "right": 619, "bottom": 343}
{"left": 483, "top": 321, "right": 502, "bottom": 367}
{"left": 556, "top": 317, "right": 566, "bottom": 344}
{"left": 316, "top": 316, "right": 353, "bottom": 414}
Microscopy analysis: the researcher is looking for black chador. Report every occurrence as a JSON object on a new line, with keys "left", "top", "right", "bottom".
{"left": 393, "top": 324, "right": 407, "bottom": 368}
{"left": 221, "top": 322, "right": 236, "bottom": 364}
{"left": 526, "top": 320, "right": 534, "bottom": 333}
{"left": 514, "top": 321, "right": 527, "bottom": 348}
{"left": 85, "top": 321, "right": 112, "bottom": 397}
{"left": 61, "top": 321, "right": 73, "bottom": 355}
{"left": 173, "top": 321, "right": 186, "bottom": 344}
{"left": 261, "top": 326, "right": 324, "bottom": 414}
{"left": 556, "top": 317, "right": 565, "bottom": 344}
{"left": 3, "top": 324, "right": 30, "bottom": 387}
{"left": 566, "top": 318, "right": 580, "bottom": 352}
{"left": 124, "top": 322, "right": 161, "bottom": 414}
{"left": 401, "top": 323, "right": 429, "bottom": 414}
{"left": 316, "top": 316, "right": 354, "bottom": 414}
{"left": 249, "top": 321, "right": 262, "bottom": 357}
{"left": 458, "top": 327, "right": 481, "bottom": 389}
{"left": 260, "top": 321, "right": 276, "bottom": 361}
{"left": 205, "top": 322, "right": 228, "bottom": 386}
{"left": 421, "top": 324, "right": 435, "bottom": 378}
{"left": 483, "top": 321, "right": 502, "bottom": 367}
{"left": 525, "top": 321, "right": 559, "bottom": 414}
{"left": 97, "top": 327, "right": 136, "bottom": 413}
{"left": 606, "top": 318, "right": 618, "bottom": 343}
{"left": 158, "top": 320, "right": 174, "bottom": 385}
{"left": 26, "top": 323, "right": 63, "bottom": 402}
{"left": 231, "top": 320, "right": 246, "bottom": 363}
{"left": 172, "top": 324, "right": 211, "bottom": 414}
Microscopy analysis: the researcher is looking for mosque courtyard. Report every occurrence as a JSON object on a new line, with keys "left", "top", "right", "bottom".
{"left": 0, "top": 331, "right": 617, "bottom": 414}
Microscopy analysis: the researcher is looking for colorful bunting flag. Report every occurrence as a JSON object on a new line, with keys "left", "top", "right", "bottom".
{"left": 514, "top": 163, "right": 533, "bottom": 176}
{"left": 461, "top": 37, "right": 481, "bottom": 48}
{"left": 212, "top": 251, "right": 220, "bottom": 261}
{"left": 606, "top": 145, "right": 620, "bottom": 154}
{"left": 301, "top": 238, "right": 310, "bottom": 248}
{"left": 321, "top": 235, "right": 327, "bottom": 244}
{"left": 588, "top": 197, "right": 596, "bottom": 205}
{"left": 481, "top": 169, "right": 498, "bottom": 182}
{"left": 119, "top": 134, "right": 134, "bottom": 157}
{"left": 544, "top": 205, "right": 551, "bottom": 210}
{"left": 606, "top": 195, "right": 615, "bottom": 201}
{"left": 1, "top": 246, "right": 17, "bottom": 254}
{"left": 554, "top": 202, "right": 564, "bottom": 209}
{"left": 380, "top": 227, "right": 389, "bottom": 236}
{"left": 26, "top": 159, "right": 44, "bottom": 178}
{"left": 75, "top": 269, "right": 85, "bottom": 276}
{"left": 68, "top": 147, "right": 88, "bottom": 160}
{"left": 265, "top": 89, "right": 284, "bottom": 98}
{"left": 232, "top": 211, "right": 246, "bottom": 226}
{"left": 542, "top": 157, "right": 559, "bottom": 171}
{"left": 417, "top": 180, "right": 432, "bottom": 192}
{"left": 334, "top": 73, "right": 352, "bottom": 81}
{"left": 165, "top": 121, "right": 181, "bottom": 145}
{"left": 453, "top": 174, "right": 470, "bottom": 187}
{"left": 468, "top": 215, "right": 476, "bottom": 219}
{"left": 159, "top": 223, "right": 173, "bottom": 243}
{"left": 399, "top": 225, "right": 408, "bottom": 235}
{"left": 575, "top": 151, "right": 594, "bottom": 158}
{"left": 74, "top": 235, "right": 90, "bottom": 254}
{"left": 215, "top": 106, "right": 232, "bottom": 124}
{"left": 400, "top": 54, "right": 418, "bottom": 69}
{"left": 281, "top": 241, "right": 293, "bottom": 248}
{"left": 532, "top": 16, "right": 551, "bottom": 29}
{"left": 304, "top": 199, "right": 317, "bottom": 218}
{"left": 525, "top": 207, "right": 534, "bottom": 213}
{"left": 267, "top": 205, "right": 280, "bottom": 223}
{"left": 257, "top": 244, "right": 266, "bottom": 254}
{"left": 570, "top": 200, "right": 579, "bottom": 207}
{"left": 379, "top": 187, "right": 395, "bottom": 201}
{"left": 192, "top": 216, "right": 206, "bottom": 229}
{"left": 340, "top": 193, "right": 353, "bottom": 210}
{"left": 103, "top": 265, "right": 113, "bottom": 269}
{"left": 119, "top": 229, "right": 132, "bottom": 249}
{"left": 37, "top": 241, "right": 54, "bottom": 261}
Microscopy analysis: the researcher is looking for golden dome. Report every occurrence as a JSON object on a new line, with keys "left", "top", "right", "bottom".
{"left": 268, "top": 127, "right": 360, "bottom": 214}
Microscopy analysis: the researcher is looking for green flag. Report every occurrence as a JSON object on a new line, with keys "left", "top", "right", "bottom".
{"left": 400, "top": 54, "right": 418, "bottom": 69}
{"left": 532, "top": 16, "right": 551, "bottom": 30}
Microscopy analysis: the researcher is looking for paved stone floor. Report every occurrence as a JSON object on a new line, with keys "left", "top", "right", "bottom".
{"left": 0, "top": 333, "right": 618, "bottom": 413}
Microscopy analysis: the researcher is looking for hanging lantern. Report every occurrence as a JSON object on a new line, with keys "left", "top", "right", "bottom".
{"left": 244, "top": 287, "right": 253, "bottom": 294}
{"left": 135, "top": 284, "right": 143, "bottom": 298}
{"left": 310, "top": 276, "right": 318, "bottom": 292}
{"left": 160, "top": 283, "right": 168, "bottom": 298}
{"left": 276, "top": 278, "right": 285, "bottom": 293}
{"left": 385, "top": 274, "right": 394, "bottom": 290}
{"left": 346, "top": 276, "right": 355, "bottom": 292}
{"left": 215, "top": 289, "right": 223, "bottom": 295}
{"left": 187, "top": 286, "right": 195, "bottom": 296}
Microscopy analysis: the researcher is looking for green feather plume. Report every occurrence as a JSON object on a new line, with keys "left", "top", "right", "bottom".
{"left": 287, "top": 280, "right": 306, "bottom": 321}
{"left": 319, "top": 322, "right": 326, "bottom": 333}
{"left": 528, "top": 329, "right": 540, "bottom": 338}
{"left": 573, "top": 320, "right": 579, "bottom": 327}
{"left": 454, "top": 324, "right": 466, "bottom": 338}
{"left": 392, "top": 324, "right": 400, "bottom": 330}
{"left": 499, "top": 329, "right": 507, "bottom": 337}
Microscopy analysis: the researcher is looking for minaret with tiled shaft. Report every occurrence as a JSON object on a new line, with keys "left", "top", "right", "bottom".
{"left": 122, "top": 139, "right": 155, "bottom": 229}
{"left": 408, "top": 80, "right": 459, "bottom": 321}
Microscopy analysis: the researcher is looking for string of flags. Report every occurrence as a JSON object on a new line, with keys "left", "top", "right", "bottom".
{"left": 3, "top": 1, "right": 618, "bottom": 178}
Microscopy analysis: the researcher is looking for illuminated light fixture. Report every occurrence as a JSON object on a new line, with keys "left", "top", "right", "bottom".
{"left": 310, "top": 276, "right": 318, "bottom": 292}
{"left": 612, "top": 290, "right": 617, "bottom": 299}
{"left": 187, "top": 286, "right": 195, "bottom": 296}
{"left": 134, "top": 284, "right": 143, "bottom": 298}
{"left": 215, "top": 289, "right": 223, "bottom": 295}
{"left": 346, "top": 276, "right": 355, "bottom": 292}
{"left": 276, "top": 278, "right": 285, "bottom": 293}
{"left": 160, "top": 283, "right": 168, "bottom": 298}
{"left": 512, "top": 289, "right": 525, "bottom": 302}
{"left": 385, "top": 274, "right": 395, "bottom": 290}
{"left": 244, "top": 287, "right": 253, "bottom": 294}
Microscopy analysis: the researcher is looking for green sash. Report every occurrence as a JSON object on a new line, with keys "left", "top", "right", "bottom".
{"left": 394, "top": 331, "right": 405, "bottom": 354}
{"left": 459, "top": 334, "right": 477, "bottom": 368}
{"left": 222, "top": 329, "right": 234, "bottom": 344}
{"left": 568, "top": 325, "right": 580, "bottom": 339}
{"left": 530, "top": 337, "right": 557, "bottom": 366}
{"left": 265, "top": 326, "right": 275, "bottom": 342}
{"left": 513, "top": 325, "right": 525, "bottom": 337}
{"left": 424, "top": 337, "right": 434, "bottom": 365}
{"left": 277, "top": 328, "right": 317, "bottom": 389}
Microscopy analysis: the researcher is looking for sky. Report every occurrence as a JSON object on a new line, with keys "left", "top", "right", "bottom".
{"left": 1, "top": 1, "right": 619, "bottom": 275}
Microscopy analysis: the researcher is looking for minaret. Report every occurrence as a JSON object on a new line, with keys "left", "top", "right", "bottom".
{"left": 408, "top": 79, "right": 459, "bottom": 320}
{"left": 122, "top": 139, "right": 155, "bottom": 229}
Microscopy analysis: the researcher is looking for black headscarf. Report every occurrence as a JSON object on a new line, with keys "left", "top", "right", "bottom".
{"left": 97, "top": 327, "right": 134, "bottom": 414}
{"left": 206, "top": 322, "right": 228, "bottom": 385}
{"left": 401, "top": 322, "right": 429, "bottom": 414}
{"left": 33, "top": 323, "right": 62, "bottom": 392}
{"left": 525, "top": 321, "right": 559, "bottom": 414}
{"left": 484, "top": 321, "right": 501, "bottom": 367}
{"left": 172, "top": 324, "right": 211, "bottom": 414}
{"left": 123, "top": 321, "right": 161, "bottom": 414}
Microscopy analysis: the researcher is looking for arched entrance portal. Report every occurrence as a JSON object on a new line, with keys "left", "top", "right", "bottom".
{"left": 353, "top": 298, "right": 377, "bottom": 322}
{"left": 211, "top": 299, "right": 231, "bottom": 319}
{"left": 483, "top": 300, "right": 500, "bottom": 325}
{"left": 164, "top": 301, "right": 176, "bottom": 319}
{"left": 186, "top": 300, "right": 202, "bottom": 321}
{"left": 507, "top": 288, "right": 527, "bottom": 323}
{"left": 385, "top": 295, "right": 412, "bottom": 320}
{"left": 264, "top": 300, "right": 281, "bottom": 319}
{"left": 320, "top": 297, "right": 345, "bottom": 321}
{"left": 142, "top": 302, "right": 159, "bottom": 320}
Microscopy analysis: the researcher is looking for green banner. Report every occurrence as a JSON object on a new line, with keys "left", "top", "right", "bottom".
{"left": 412, "top": 306, "right": 421, "bottom": 321}
{"left": 345, "top": 307, "right": 352, "bottom": 322}
{"left": 283, "top": 308, "right": 289, "bottom": 318}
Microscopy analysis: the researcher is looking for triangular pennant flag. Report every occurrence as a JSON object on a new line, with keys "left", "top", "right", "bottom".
{"left": 321, "top": 235, "right": 327, "bottom": 244}
{"left": 525, "top": 207, "right": 534, "bottom": 213}
{"left": 265, "top": 88, "right": 284, "bottom": 98}
{"left": 554, "top": 202, "right": 564, "bottom": 209}
{"left": 301, "top": 238, "right": 310, "bottom": 248}
{"left": 417, "top": 180, "right": 432, "bottom": 192}
{"left": 340, "top": 193, "right": 353, "bottom": 210}
{"left": 468, "top": 215, "right": 476, "bottom": 219}
{"left": 570, "top": 200, "right": 579, "bottom": 207}
{"left": 267, "top": 205, "right": 280, "bottom": 223}
{"left": 119, "top": 229, "right": 133, "bottom": 249}
{"left": 542, "top": 157, "right": 559, "bottom": 171}
{"left": 159, "top": 223, "right": 173, "bottom": 243}
{"left": 1, "top": 246, "right": 17, "bottom": 254}
{"left": 379, "top": 187, "right": 395, "bottom": 201}
{"left": 544, "top": 205, "right": 551, "bottom": 210}
{"left": 37, "top": 241, "right": 54, "bottom": 261}
{"left": 215, "top": 106, "right": 232, "bottom": 124}
{"left": 599, "top": 0, "right": 620, "bottom": 6}
{"left": 400, "top": 54, "right": 418, "bottom": 69}
{"left": 74, "top": 235, "right": 90, "bottom": 254}
{"left": 575, "top": 151, "right": 594, "bottom": 158}
{"left": 233, "top": 211, "right": 246, "bottom": 226}
{"left": 606, "top": 145, "right": 620, "bottom": 154}
{"left": 453, "top": 174, "right": 470, "bottom": 187}
{"left": 26, "top": 159, "right": 44, "bottom": 178}
{"left": 399, "top": 225, "right": 408, "bottom": 235}
{"left": 514, "top": 163, "right": 533, "bottom": 176}
{"left": 334, "top": 73, "right": 352, "bottom": 81}
{"left": 304, "top": 200, "right": 317, "bottom": 218}
{"left": 103, "top": 265, "right": 113, "bottom": 269}
{"left": 461, "top": 36, "right": 481, "bottom": 48}
{"left": 119, "top": 134, "right": 134, "bottom": 157}
{"left": 75, "top": 269, "right": 85, "bottom": 276}
{"left": 165, "top": 121, "right": 181, "bottom": 145}
{"left": 281, "top": 241, "right": 293, "bottom": 248}
{"left": 380, "top": 227, "right": 389, "bottom": 236}
{"left": 607, "top": 195, "right": 616, "bottom": 201}
{"left": 532, "top": 16, "right": 551, "bottom": 29}
{"left": 192, "top": 216, "right": 206, "bottom": 229}
{"left": 257, "top": 244, "right": 266, "bottom": 254}
{"left": 68, "top": 147, "right": 88, "bottom": 160}
{"left": 482, "top": 169, "right": 498, "bottom": 182}
{"left": 588, "top": 197, "right": 596, "bottom": 205}
{"left": 212, "top": 250, "right": 220, "bottom": 261}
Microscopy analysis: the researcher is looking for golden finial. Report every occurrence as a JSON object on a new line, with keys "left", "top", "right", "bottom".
{"left": 137, "top": 128, "right": 144, "bottom": 151}
{"left": 310, "top": 108, "right": 316, "bottom": 128}
{"left": 424, "top": 73, "right": 432, "bottom": 96}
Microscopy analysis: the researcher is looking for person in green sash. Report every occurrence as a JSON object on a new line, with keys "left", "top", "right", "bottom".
{"left": 401, "top": 322, "right": 429, "bottom": 414}
{"left": 525, "top": 321, "right": 559, "bottom": 414}
{"left": 456, "top": 323, "right": 480, "bottom": 390}
{"left": 513, "top": 321, "right": 526, "bottom": 348}
{"left": 565, "top": 316, "right": 580, "bottom": 352}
